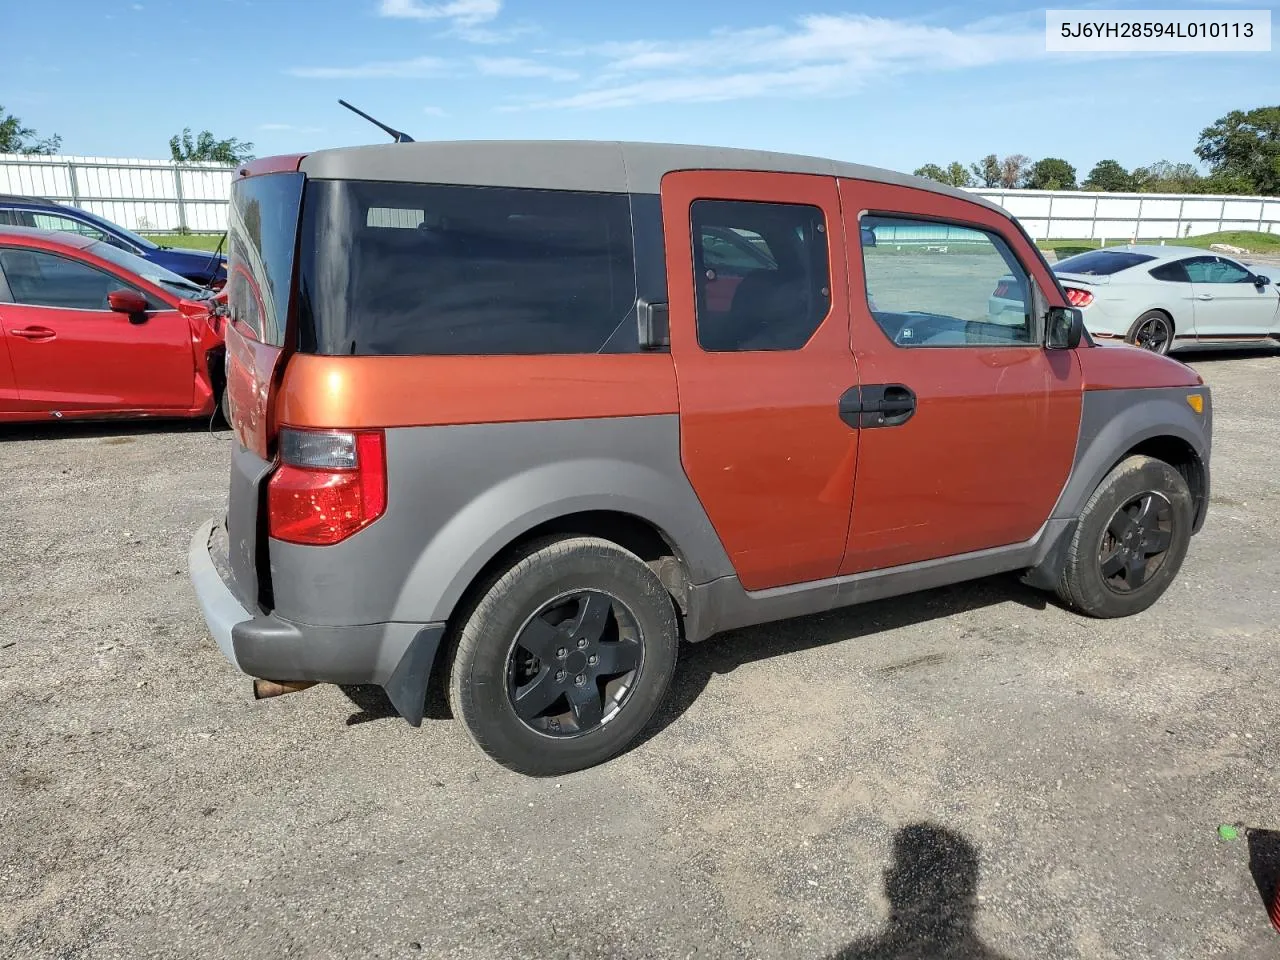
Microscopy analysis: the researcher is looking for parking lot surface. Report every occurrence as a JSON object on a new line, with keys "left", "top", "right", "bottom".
{"left": 2, "top": 350, "right": 1278, "bottom": 960}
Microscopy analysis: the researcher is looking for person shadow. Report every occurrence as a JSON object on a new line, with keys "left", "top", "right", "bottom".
{"left": 831, "top": 823, "right": 1012, "bottom": 960}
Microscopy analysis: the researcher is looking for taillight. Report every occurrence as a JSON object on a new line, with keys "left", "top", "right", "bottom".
{"left": 267, "top": 428, "right": 387, "bottom": 546}
{"left": 993, "top": 281, "right": 1013, "bottom": 298}
{"left": 1064, "top": 287, "right": 1094, "bottom": 308}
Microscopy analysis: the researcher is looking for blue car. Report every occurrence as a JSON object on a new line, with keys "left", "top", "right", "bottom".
{"left": 0, "top": 194, "right": 227, "bottom": 288}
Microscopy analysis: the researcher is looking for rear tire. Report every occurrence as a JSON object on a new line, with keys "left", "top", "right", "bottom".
{"left": 448, "top": 536, "right": 679, "bottom": 776}
{"left": 1126, "top": 310, "right": 1174, "bottom": 355}
{"left": 1056, "top": 455, "right": 1193, "bottom": 618}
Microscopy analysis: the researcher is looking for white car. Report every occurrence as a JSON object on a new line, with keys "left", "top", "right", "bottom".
{"left": 990, "top": 245, "right": 1280, "bottom": 354}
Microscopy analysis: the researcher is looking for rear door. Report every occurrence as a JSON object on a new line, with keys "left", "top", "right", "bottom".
{"left": 0, "top": 246, "right": 192, "bottom": 413}
{"left": 1186, "top": 255, "right": 1280, "bottom": 337}
{"left": 661, "top": 170, "right": 859, "bottom": 591}
{"left": 838, "top": 179, "right": 1082, "bottom": 573}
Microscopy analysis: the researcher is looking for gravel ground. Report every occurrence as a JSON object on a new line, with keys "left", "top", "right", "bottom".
{"left": 2, "top": 350, "right": 1278, "bottom": 960}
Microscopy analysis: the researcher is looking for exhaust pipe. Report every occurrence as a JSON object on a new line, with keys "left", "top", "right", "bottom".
{"left": 253, "top": 679, "right": 317, "bottom": 700}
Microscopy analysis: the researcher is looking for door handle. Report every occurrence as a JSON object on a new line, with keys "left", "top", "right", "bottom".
{"left": 1195, "top": 294, "right": 1214, "bottom": 301}
{"left": 10, "top": 326, "right": 57, "bottom": 341}
{"left": 838, "top": 384, "right": 917, "bottom": 429}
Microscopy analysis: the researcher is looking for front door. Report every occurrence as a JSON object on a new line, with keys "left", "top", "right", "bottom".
{"left": 837, "top": 180, "right": 1083, "bottom": 574}
{"left": 1185, "top": 255, "right": 1280, "bottom": 338}
{"left": 661, "top": 170, "right": 859, "bottom": 591}
{"left": 0, "top": 247, "right": 192, "bottom": 413}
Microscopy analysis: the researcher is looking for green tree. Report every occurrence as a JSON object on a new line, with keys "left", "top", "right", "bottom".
{"left": 999, "top": 154, "right": 1031, "bottom": 188}
{"left": 1026, "top": 157, "right": 1078, "bottom": 190}
{"left": 969, "top": 154, "right": 1002, "bottom": 188}
{"left": 0, "top": 105, "right": 62, "bottom": 155}
{"left": 913, "top": 162, "right": 973, "bottom": 188}
{"left": 1195, "top": 106, "right": 1280, "bottom": 196}
{"left": 1132, "top": 160, "right": 1203, "bottom": 193}
{"left": 169, "top": 128, "right": 255, "bottom": 165}
{"left": 1082, "top": 159, "right": 1134, "bottom": 192}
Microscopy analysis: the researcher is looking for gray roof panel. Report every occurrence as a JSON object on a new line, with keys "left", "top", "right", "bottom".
{"left": 296, "top": 140, "right": 1009, "bottom": 218}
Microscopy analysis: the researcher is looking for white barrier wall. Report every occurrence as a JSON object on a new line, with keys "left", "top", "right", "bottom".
{"left": 1, "top": 153, "right": 1277, "bottom": 239}
{"left": 0, "top": 154, "right": 235, "bottom": 233}
{"left": 968, "top": 188, "right": 1279, "bottom": 241}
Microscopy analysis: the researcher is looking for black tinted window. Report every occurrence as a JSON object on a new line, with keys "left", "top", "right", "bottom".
{"left": 299, "top": 181, "right": 637, "bottom": 356}
{"left": 227, "top": 172, "right": 304, "bottom": 347}
{"left": 1149, "top": 261, "right": 1190, "bottom": 283}
{"left": 0, "top": 248, "right": 139, "bottom": 310}
{"left": 691, "top": 200, "right": 829, "bottom": 352}
{"left": 1054, "top": 250, "right": 1156, "bottom": 276}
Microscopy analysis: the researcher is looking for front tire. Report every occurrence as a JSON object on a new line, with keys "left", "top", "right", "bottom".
{"left": 1127, "top": 311, "right": 1174, "bottom": 355}
{"left": 1056, "top": 455, "right": 1193, "bottom": 618}
{"left": 448, "top": 537, "right": 679, "bottom": 776}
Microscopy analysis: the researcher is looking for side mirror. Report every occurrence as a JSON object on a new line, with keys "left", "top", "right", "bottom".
{"left": 1254, "top": 274, "right": 1270, "bottom": 289}
{"left": 108, "top": 288, "right": 149, "bottom": 323}
{"left": 1046, "top": 305, "right": 1084, "bottom": 350}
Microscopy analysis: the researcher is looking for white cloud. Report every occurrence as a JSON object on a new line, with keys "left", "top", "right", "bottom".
{"left": 474, "top": 56, "right": 577, "bottom": 81}
{"left": 535, "top": 13, "right": 1046, "bottom": 109}
{"left": 422, "top": 106, "right": 449, "bottom": 116}
{"left": 288, "top": 55, "right": 449, "bottom": 79}
{"left": 379, "top": 0, "right": 499, "bottom": 26}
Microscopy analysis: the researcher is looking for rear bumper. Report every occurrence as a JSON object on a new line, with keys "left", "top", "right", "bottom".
{"left": 187, "top": 518, "right": 445, "bottom": 725}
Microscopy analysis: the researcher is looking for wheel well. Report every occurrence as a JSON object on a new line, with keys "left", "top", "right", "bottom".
{"left": 448, "top": 511, "right": 691, "bottom": 632}
{"left": 1132, "top": 308, "right": 1174, "bottom": 335}
{"left": 1120, "top": 435, "right": 1206, "bottom": 519}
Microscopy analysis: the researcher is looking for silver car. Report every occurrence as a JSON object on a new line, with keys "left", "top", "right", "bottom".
{"left": 990, "top": 245, "right": 1280, "bottom": 354}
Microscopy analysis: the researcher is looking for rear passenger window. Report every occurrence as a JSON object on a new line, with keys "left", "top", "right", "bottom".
{"left": 860, "top": 216, "right": 1033, "bottom": 347}
{"left": 691, "top": 200, "right": 830, "bottom": 352}
{"left": 299, "top": 182, "right": 637, "bottom": 355}
{"left": 1149, "top": 261, "right": 1190, "bottom": 283}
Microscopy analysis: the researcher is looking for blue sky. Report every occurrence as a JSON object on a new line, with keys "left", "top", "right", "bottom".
{"left": 3, "top": 0, "right": 1278, "bottom": 176}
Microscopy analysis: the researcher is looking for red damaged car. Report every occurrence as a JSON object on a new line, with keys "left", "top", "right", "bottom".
{"left": 0, "top": 226, "right": 226, "bottom": 423}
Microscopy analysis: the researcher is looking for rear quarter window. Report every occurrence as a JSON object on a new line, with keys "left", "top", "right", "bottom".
{"left": 1054, "top": 250, "right": 1156, "bottom": 276}
{"left": 1149, "top": 261, "right": 1191, "bottom": 283}
{"left": 299, "top": 182, "right": 638, "bottom": 356}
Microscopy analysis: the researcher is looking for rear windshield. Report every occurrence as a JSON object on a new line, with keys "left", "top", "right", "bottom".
{"left": 297, "top": 181, "right": 637, "bottom": 355}
{"left": 226, "top": 172, "right": 304, "bottom": 346}
{"left": 1053, "top": 250, "right": 1156, "bottom": 276}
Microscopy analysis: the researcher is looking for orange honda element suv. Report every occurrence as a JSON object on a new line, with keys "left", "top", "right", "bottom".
{"left": 189, "top": 142, "right": 1211, "bottom": 775}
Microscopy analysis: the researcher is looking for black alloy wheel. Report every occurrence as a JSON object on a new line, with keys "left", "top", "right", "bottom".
{"left": 506, "top": 590, "right": 644, "bottom": 737}
{"left": 1097, "top": 491, "right": 1174, "bottom": 593}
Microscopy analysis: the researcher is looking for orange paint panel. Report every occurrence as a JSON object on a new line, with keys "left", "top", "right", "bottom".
{"left": 661, "top": 169, "right": 859, "bottom": 592}
{"left": 275, "top": 353, "right": 680, "bottom": 429}
{"left": 236, "top": 154, "right": 306, "bottom": 179}
{"left": 1076, "top": 340, "right": 1203, "bottom": 390}
{"left": 838, "top": 177, "right": 1084, "bottom": 574}
{"left": 225, "top": 322, "right": 286, "bottom": 458}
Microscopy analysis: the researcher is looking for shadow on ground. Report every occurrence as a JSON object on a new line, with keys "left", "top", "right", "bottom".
{"left": 0, "top": 416, "right": 228, "bottom": 443}
{"left": 830, "top": 822, "right": 1011, "bottom": 960}
{"left": 1247, "top": 828, "right": 1280, "bottom": 927}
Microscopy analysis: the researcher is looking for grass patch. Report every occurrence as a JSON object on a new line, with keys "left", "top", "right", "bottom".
{"left": 1039, "top": 230, "right": 1280, "bottom": 257}
{"left": 141, "top": 233, "right": 225, "bottom": 251}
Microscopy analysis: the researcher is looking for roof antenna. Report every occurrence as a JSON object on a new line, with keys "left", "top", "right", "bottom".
{"left": 337, "top": 99, "right": 415, "bottom": 143}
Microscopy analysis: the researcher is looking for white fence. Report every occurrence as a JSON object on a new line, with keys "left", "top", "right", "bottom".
{"left": 1, "top": 153, "right": 1278, "bottom": 241}
{"left": 968, "top": 188, "right": 1280, "bottom": 242}
{"left": 0, "top": 153, "right": 235, "bottom": 234}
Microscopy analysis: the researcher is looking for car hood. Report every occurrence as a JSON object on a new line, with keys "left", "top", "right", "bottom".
{"left": 159, "top": 246, "right": 227, "bottom": 263}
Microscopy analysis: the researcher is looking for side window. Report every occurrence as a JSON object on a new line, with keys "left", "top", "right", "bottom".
{"left": 0, "top": 248, "right": 137, "bottom": 310}
{"left": 1181, "top": 256, "right": 1219, "bottom": 284}
{"left": 1149, "top": 261, "right": 1190, "bottom": 283}
{"left": 691, "top": 200, "right": 830, "bottom": 352}
{"left": 30, "top": 213, "right": 108, "bottom": 242}
{"left": 1207, "top": 257, "right": 1252, "bottom": 283}
{"left": 860, "top": 215, "right": 1033, "bottom": 347}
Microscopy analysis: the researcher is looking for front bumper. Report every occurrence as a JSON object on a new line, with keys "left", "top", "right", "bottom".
{"left": 187, "top": 518, "right": 446, "bottom": 725}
